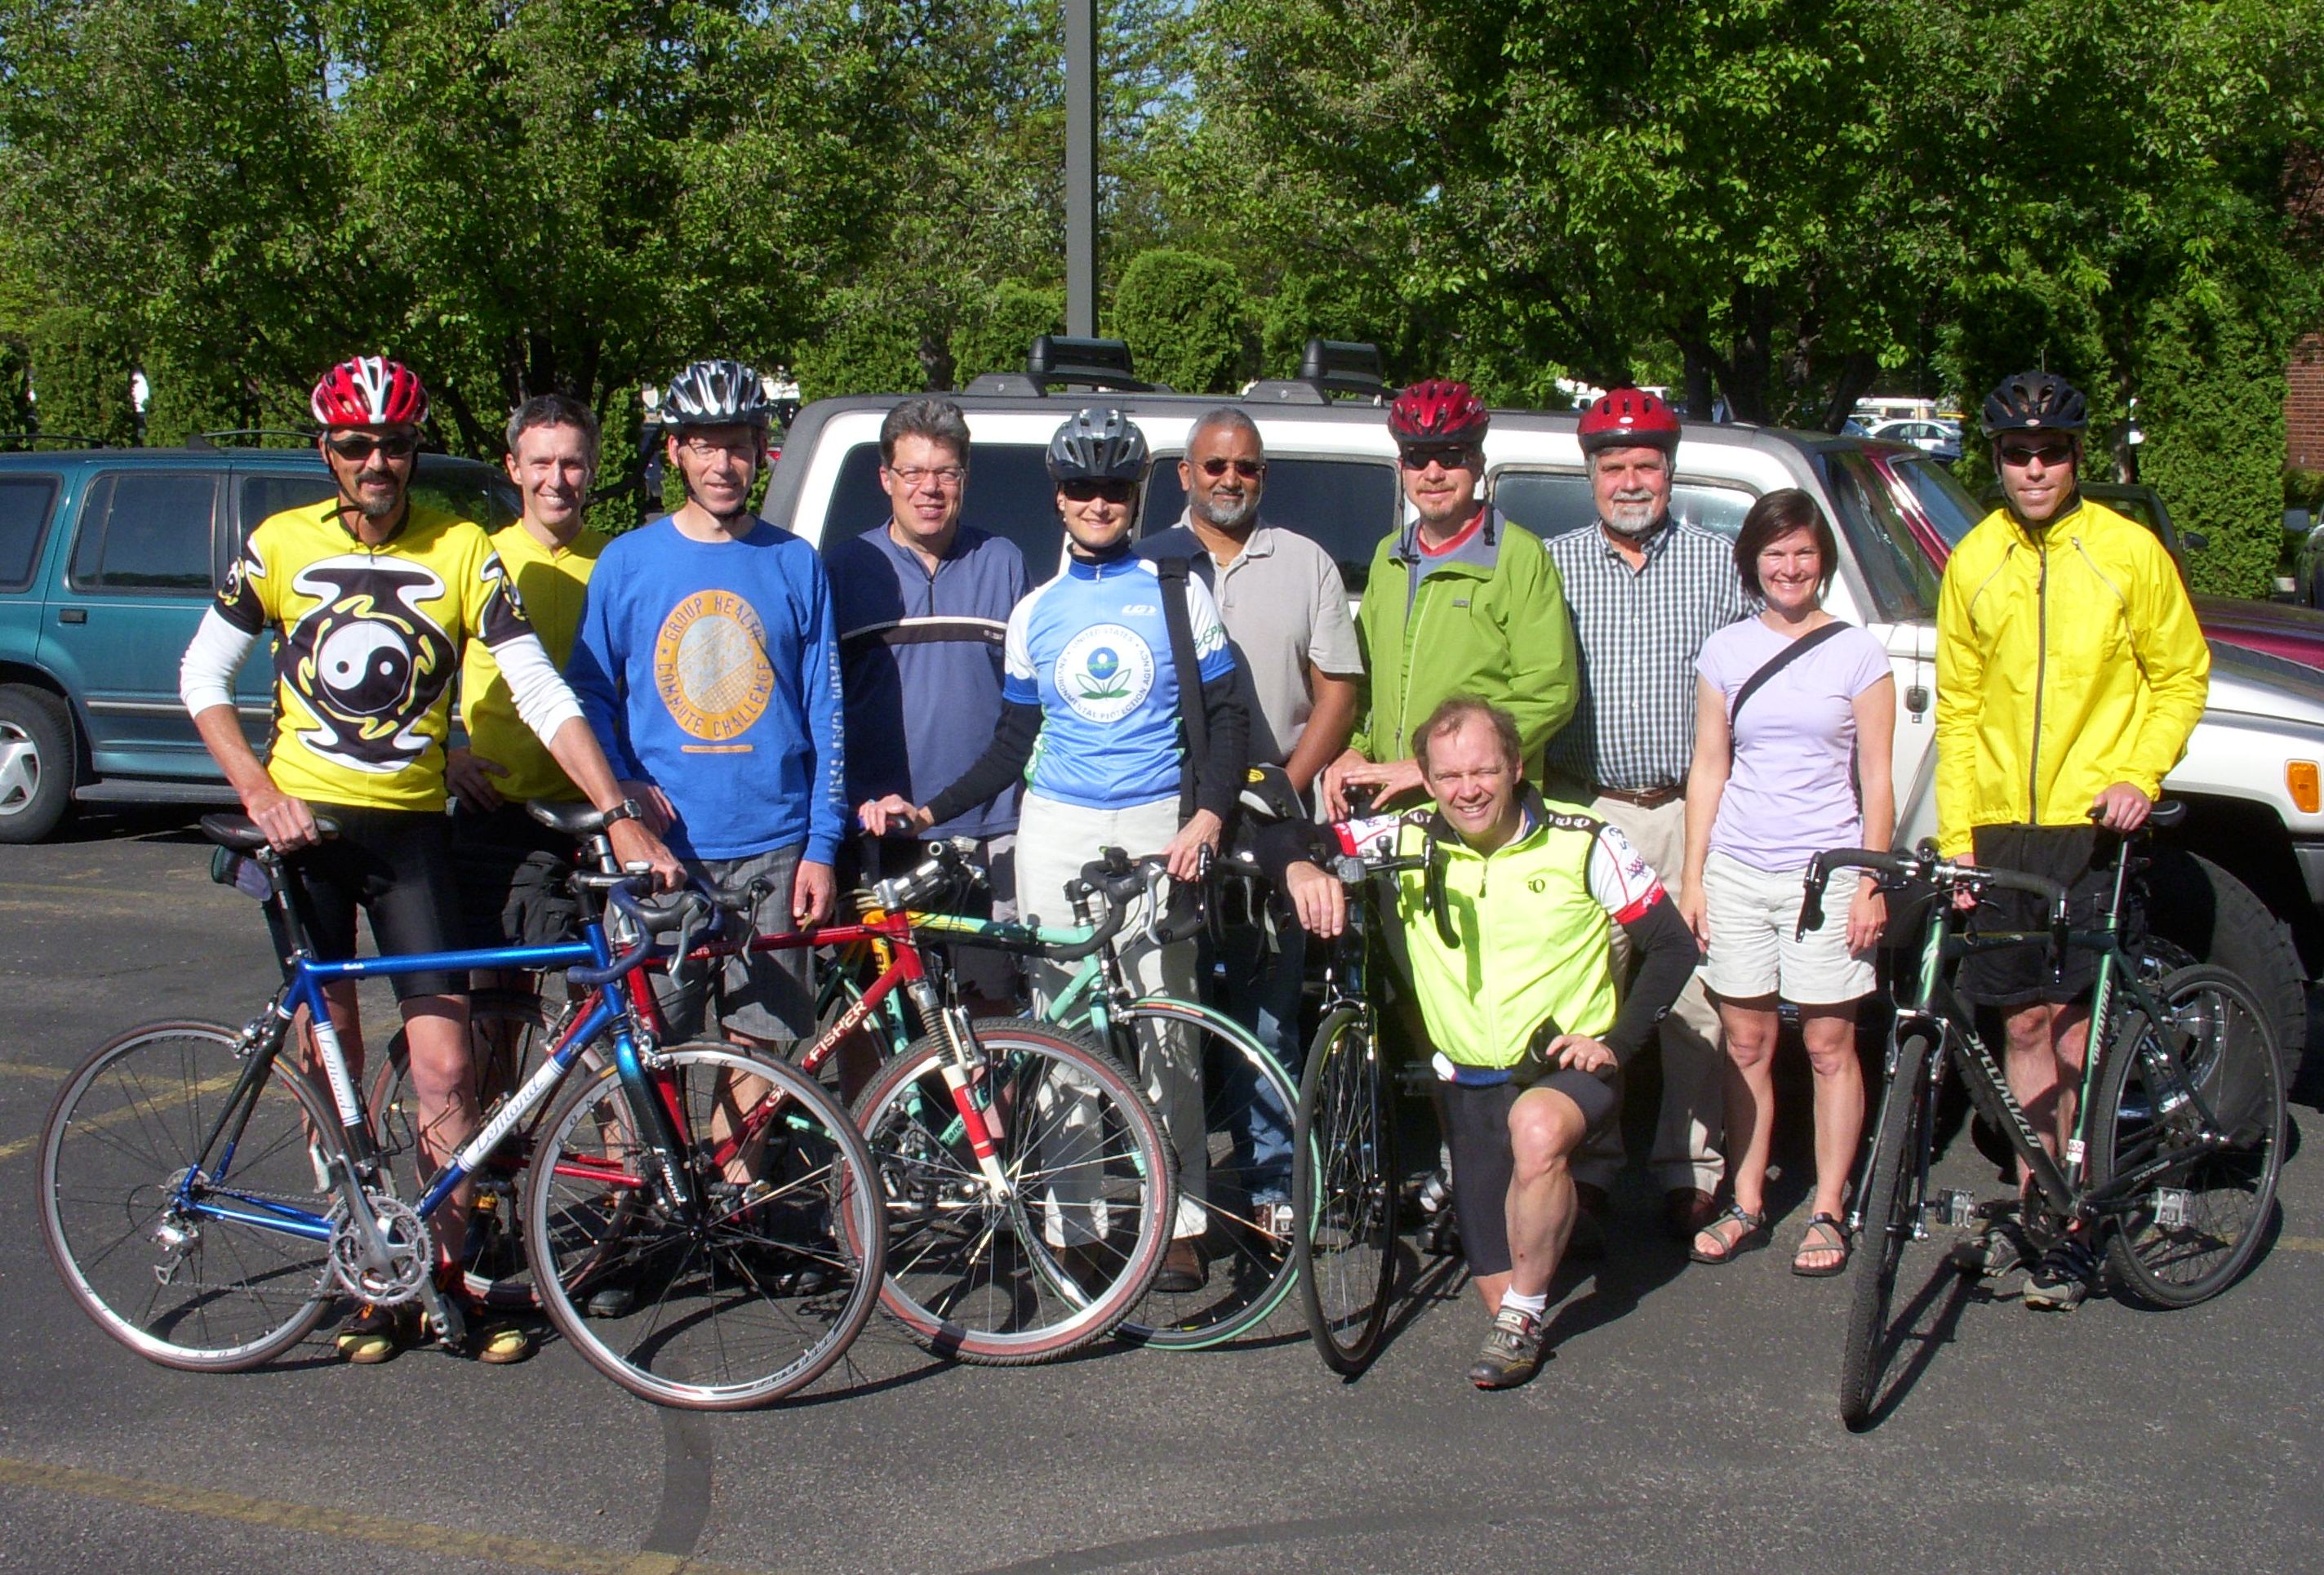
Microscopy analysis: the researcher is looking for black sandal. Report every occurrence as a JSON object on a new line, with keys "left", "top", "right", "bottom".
{"left": 1688, "top": 1203, "right": 1769, "bottom": 1264}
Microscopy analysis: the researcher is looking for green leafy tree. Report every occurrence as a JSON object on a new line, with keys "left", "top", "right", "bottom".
{"left": 27, "top": 308, "right": 140, "bottom": 446}
{"left": 953, "top": 280, "right": 1066, "bottom": 383}
{"left": 1111, "top": 248, "right": 1246, "bottom": 392}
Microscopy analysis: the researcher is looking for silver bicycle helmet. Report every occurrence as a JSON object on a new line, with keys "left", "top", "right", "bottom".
{"left": 661, "top": 358, "right": 777, "bottom": 429}
{"left": 1045, "top": 407, "right": 1149, "bottom": 483}
{"left": 1980, "top": 371, "right": 2088, "bottom": 436}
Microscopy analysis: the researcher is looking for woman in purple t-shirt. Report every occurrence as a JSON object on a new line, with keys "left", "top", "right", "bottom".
{"left": 1677, "top": 489, "right": 1896, "bottom": 1275}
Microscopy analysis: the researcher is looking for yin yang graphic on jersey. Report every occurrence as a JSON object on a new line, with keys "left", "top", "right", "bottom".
{"left": 282, "top": 556, "right": 455, "bottom": 770}
{"left": 653, "top": 589, "right": 775, "bottom": 746}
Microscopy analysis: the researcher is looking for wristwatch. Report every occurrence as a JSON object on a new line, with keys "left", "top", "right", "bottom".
{"left": 602, "top": 797, "right": 646, "bottom": 829}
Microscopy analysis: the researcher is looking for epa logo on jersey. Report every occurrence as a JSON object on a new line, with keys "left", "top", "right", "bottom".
{"left": 1055, "top": 623, "right": 1156, "bottom": 723}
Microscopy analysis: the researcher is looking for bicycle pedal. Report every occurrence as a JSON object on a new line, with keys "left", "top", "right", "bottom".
{"left": 2150, "top": 1187, "right": 2192, "bottom": 1230}
{"left": 1935, "top": 1188, "right": 1979, "bottom": 1229}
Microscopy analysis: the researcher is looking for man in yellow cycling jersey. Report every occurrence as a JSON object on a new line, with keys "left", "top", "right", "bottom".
{"left": 1936, "top": 369, "right": 2209, "bottom": 1311}
{"left": 178, "top": 356, "right": 679, "bottom": 1362}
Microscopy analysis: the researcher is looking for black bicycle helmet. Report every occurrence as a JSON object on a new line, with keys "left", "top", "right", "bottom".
{"left": 660, "top": 358, "right": 777, "bottom": 429}
{"left": 1980, "top": 371, "right": 2088, "bottom": 436}
{"left": 1045, "top": 407, "right": 1149, "bottom": 483}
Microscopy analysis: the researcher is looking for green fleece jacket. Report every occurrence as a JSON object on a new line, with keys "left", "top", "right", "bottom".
{"left": 1350, "top": 509, "right": 1579, "bottom": 774}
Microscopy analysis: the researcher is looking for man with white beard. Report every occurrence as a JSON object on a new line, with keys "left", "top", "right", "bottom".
{"left": 1544, "top": 387, "right": 1748, "bottom": 1252}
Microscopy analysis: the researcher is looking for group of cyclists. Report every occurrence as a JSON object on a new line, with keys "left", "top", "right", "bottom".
{"left": 178, "top": 349, "right": 2207, "bottom": 1390}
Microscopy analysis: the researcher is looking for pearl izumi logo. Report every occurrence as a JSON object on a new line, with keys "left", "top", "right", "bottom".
{"left": 1055, "top": 623, "right": 1155, "bottom": 723}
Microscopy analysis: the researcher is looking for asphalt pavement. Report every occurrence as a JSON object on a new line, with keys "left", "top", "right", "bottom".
{"left": 2, "top": 808, "right": 2321, "bottom": 1574}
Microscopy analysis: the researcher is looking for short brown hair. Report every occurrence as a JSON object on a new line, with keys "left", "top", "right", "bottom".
{"left": 1412, "top": 695, "right": 1522, "bottom": 776}
{"left": 1732, "top": 487, "right": 1838, "bottom": 598}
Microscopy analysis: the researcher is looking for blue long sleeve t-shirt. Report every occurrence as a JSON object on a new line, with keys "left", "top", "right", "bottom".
{"left": 567, "top": 516, "right": 846, "bottom": 863}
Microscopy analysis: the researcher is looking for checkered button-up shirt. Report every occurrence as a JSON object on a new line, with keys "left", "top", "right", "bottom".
{"left": 1544, "top": 519, "right": 1750, "bottom": 791}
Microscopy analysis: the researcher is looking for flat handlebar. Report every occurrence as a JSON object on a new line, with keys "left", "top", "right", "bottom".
{"left": 1796, "top": 844, "right": 2070, "bottom": 941}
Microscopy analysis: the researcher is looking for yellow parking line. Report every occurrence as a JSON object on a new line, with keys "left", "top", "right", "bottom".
{"left": 2275, "top": 1235, "right": 2324, "bottom": 1253}
{"left": 0, "top": 1061, "right": 65, "bottom": 1080}
{"left": 0, "top": 1454, "right": 765, "bottom": 1575}
{"left": 0, "top": 1069, "right": 242, "bottom": 1163}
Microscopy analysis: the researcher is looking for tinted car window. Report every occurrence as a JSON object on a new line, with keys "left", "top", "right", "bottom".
{"left": 1492, "top": 470, "right": 1757, "bottom": 541}
{"left": 69, "top": 472, "right": 218, "bottom": 593}
{"left": 1142, "top": 456, "right": 1398, "bottom": 590}
{"left": 1817, "top": 450, "right": 1940, "bottom": 621}
{"left": 0, "top": 475, "right": 59, "bottom": 590}
{"left": 1887, "top": 452, "right": 1984, "bottom": 551}
{"left": 821, "top": 443, "right": 1066, "bottom": 581}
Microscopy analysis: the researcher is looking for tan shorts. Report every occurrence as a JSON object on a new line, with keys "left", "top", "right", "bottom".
{"left": 1700, "top": 849, "right": 1875, "bottom": 1006}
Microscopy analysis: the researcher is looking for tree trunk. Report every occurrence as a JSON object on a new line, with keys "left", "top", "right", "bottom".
{"left": 1820, "top": 352, "right": 1878, "bottom": 433}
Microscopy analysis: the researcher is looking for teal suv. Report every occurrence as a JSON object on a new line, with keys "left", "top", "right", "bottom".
{"left": 0, "top": 443, "right": 514, "bottom": 841}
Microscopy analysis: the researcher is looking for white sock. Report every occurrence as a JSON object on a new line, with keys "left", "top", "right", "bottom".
{"left": 1500, "top": 1289, "right": 1548, "bottom": 1319}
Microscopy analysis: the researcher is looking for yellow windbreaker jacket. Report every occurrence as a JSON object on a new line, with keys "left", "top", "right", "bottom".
{"left": 1934, "top": 497, "right": 2209, "bottom": 856}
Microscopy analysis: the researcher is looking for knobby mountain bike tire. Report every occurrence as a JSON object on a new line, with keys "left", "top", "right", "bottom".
{"left": 1840, "top": 1028, "right": 1935, "bottom": 1430}
{"left": 1112, "top": 998, "right": 1303, "bottom": 1350}
{"left": 853, "top": 1019, "right": 1173, "bottom": 1365}
{"left": 523, "top": 1043, "right": 886, "bottom": 1409}
{"left": 371, "top": 989, "right": 565, "bottom": 1310}
{"left": 40, "top": 1021, "right": 340, "bottom": 1372}
{"left": 2091, "top": 963, "right": 2286, "bottom": 1309}
{"left": 1294, "top": 1005, "right": 1398, "bottom": 1376}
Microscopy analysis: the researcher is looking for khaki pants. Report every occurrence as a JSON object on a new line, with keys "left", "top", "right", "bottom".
{"left": 1574, "top": 793, "right": 1725, "bottom": 1195}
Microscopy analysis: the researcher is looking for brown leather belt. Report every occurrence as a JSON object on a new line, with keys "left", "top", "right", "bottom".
{"left": 1592, "top": 783, "right": 1682, "bottom": 810}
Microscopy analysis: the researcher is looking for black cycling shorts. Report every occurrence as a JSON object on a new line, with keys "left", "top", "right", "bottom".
{"left": 1441, "top": 1066, "right": 1619, "bottom": 1279}
{"left": 289, "top": 804, "right": 464, "bottom": 1001}
{"left": 1957, "top": 823, "right": 2143, "bottom": 1010}
{"left": 451, "top": 801, "right": 581, "bottom": 955}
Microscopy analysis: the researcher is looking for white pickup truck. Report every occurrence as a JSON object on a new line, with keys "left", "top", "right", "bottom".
{"left": 762, "top": 370, "right": 2322, "bottom": 1074}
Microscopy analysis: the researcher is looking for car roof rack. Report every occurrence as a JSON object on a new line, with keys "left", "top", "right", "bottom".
{"left": 962, "top": 336, "right": 1165, "bottom": 397}
{"left": 1244, "top": 338, "right": 1389, "bottom": 404}
{"left": 0, "top": 431, "right": 109, "bottom": 450}
{"left": 189, "top": 429, "right": 318, "bottom": 449}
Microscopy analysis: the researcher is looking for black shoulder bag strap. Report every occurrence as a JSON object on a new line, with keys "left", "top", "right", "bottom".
{"left": 1157, "top": 554, "right": 1208, "bottom": 821}
{"left": 1728, "top": 621, "right": 1849, "bottom": 732}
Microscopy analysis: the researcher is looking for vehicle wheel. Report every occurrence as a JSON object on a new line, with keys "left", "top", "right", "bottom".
{"left": 2144, "top": 847, "right": 2308, "bottom": 1087}
{"left": 1840, "top": 1030, "right": 1935, "bottom": 1431}
{"left": 1113, "top": 999, "right": 1303, "bottom": 1350}
{"left": 39, "top": 1022, "right": 338, "bottom": 1371}
{"left": 853, "top": 1019, "right": 1172, "bottom": 1365}
{"left": 1294, "top": 1005, "right": 1399, "bottom": 1376}
{"left": 0, "top": 683, "right": 73, "bottom": 843}
{"left": 370, "top": 989, "right": 565, "bottom": 1309}
{"left": 2091, "top": 965, "right": 2285, "bottom": 1309}
{"left": 523, "top": 1043, "right": 885, "bottom": 1408}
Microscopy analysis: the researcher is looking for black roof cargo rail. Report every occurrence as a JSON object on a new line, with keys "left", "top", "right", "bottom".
{"left": 191, "top": 429, "right": 319, "bottom": 449}
{"left": 1024, "top": 336, "right": 1162, "bottom": 394}
{"left": 1245, "top": 339, "right": 1389, "bottom": 404}
{"left": 0, "top": 432, "right": 108, "bottom": 450}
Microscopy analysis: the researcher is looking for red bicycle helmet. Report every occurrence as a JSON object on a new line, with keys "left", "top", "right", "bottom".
{"left": 1387, "top": 379, "right": 1490, "bottom": 447}
{"left": 310, "top": 356, "right": 429, "bottom": 428}
{"left": 1577, "top": 386, "right": 1680, "bottom": 456}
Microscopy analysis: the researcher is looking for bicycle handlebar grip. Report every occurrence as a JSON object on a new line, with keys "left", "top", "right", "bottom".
{"left": 1041, "top": 897, "right": 1127, "bottom": 963}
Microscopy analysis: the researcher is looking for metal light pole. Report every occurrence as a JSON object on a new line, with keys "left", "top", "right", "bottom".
{"left": 1064, "top": 0, "right": 1097, "bottom": 336}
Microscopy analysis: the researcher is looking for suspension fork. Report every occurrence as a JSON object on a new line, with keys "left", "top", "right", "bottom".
{"left": 896, "top": 944, "right": 1016, "bottom": 1200}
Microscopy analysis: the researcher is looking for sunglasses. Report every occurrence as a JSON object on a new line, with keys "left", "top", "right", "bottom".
{"left": 1060, "top": 478, "right": 1136, "bottom": 504}
{"left": 1193, "top": 456, "right": 1266, "bottom": 478}
{"left": 1996, "top": 439, "right": 2073, "bottom": 468}
{"left": 326, "top": 431, "right": 420, "bottom": 462}
{"left": 1398, "top": 445, "right": 1477, "bottom": 471}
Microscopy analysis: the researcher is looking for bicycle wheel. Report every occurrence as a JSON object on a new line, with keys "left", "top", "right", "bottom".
{"left": 1113, "top": 999, "right": 1303, "bottom": 1350}
{"left": 39, "top": 1021, "right": 340, "bottom": 1371}
{"left": 2091, "top": 963, "right": 2285, "bottom": 1309}
{"left": 371, "top": 988, "right": 564, "bottom": 1309}
{"left": 1839, "top": 1029, "right": 1935, "bottom": 1430}
{"left": 523, "top": 1043, "right": 886, "bottom": 1409}
{"left": 853, "top": 1019, "right": 1173, "bottom": 1364}
{"left": 1294, "top": 1005, "right": 1398, "bottom": 1376}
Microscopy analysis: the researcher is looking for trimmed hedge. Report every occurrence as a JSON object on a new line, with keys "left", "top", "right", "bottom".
{"left": 1111, "top": 249, "right": 1246, "bottom": 394}
{"left": 954, "top": 281, "right": 1064, "bottom": 383}
{"left": 29, "top": 308, "right": 139, "bottom": 446}
{"left": 2135, "top": 288, "right": 2285, "bottom": 598}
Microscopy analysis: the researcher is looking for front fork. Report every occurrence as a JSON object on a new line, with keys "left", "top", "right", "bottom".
{"left": 907, "top": 977, "right": 1015, "bottom": 1203}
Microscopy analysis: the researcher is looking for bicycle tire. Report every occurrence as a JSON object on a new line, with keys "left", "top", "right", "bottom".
{"left": 523, "top": 1043, "right": 886, "bottom": 1409}
{"left": 371, "top": 989, "right": 565, "bottom": 1309}
{"left": 1840, "top": 1028, "right": 1935, "bottom": 1430}
{"left": 2091, "top": 963, "right": 2286, "bottom": 1309}
{"left": 853, "top": 1018, "right": 1173, "bottom": 1364}
{"left": 1294, "top": 1005, "right": 1398, "bottom": 1376}
{"left": 1113, "top": 999, "right": 1303, "bottom": 1350}
{"left": 39, "top": 1021, "right": 340, "bottom": 1372}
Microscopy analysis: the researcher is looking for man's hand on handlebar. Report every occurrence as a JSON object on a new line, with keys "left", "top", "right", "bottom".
{"left": 1280, "top": 859, "right": 1346, "bottom": 939}
{"left": 608, "top": 817, "right": 686, "bottom": 892}
{"left": 2091, "top": 781, "right": 2154, "bottom": 834}
{"left": 1162, "top": 808, "right": 1222, "bottom": 884}
{"left": 1951, "top": 850, "right": 1979, "bottom": 911}
{"left": 244, "top": 783, "right": 322, "bottom": 852}
{"left": 859, "top": 794, "right": 933, "bottom": 839}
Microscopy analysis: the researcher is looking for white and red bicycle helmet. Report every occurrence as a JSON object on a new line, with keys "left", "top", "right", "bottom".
{"left": 310, "top": 356, "right": 430, "bottom": 429}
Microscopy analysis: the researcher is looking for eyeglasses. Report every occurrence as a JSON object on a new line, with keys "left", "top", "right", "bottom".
{"left": 1398, "top": 445, "right": 1477, "bottom": 471}
{"left": 888, "top": 465, "right": 966, "bottom": 488}
{"left": 325, "top": 431, "right": 419, "bottom": 462}
{"left": 1996, "top": 439, "right": 2074, "bottom": 468}
{"left": 1193, "top": 456, "right": 1266, "bottom": 478}
{"left": 1060, "top": 478, "right": 1136, "bottom": 505}
{"left": 678, "top": 433, "right": 758, "bottom": 458}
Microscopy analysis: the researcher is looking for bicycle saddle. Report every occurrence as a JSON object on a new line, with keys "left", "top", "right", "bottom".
{"left": 200, "top": 811, "right": 343, "bottom": 852}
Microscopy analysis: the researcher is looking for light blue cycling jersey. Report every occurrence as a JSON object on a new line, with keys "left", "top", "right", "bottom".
{"left": 1002, "top": 551, "right": 1235, "bottom": 810}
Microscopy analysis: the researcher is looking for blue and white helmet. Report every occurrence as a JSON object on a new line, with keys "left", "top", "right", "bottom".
{"left": 1045, "top": 407, "right": 1148, "bottom": 483}
{"left": 661, "top": 358, "right": 777, "bottom": 429}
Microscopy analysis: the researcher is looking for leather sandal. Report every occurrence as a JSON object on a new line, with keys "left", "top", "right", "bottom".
{"left": 1791, "top": 1212, "right": 1852, "bottom": 1278}
{"left": 1687, "top": 1203, "right": 1769, "bottom": 1265}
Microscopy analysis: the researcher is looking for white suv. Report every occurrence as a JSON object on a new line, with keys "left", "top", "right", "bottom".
{"left": 764, "top": 377, "right": 2321, "bottom": 1073}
